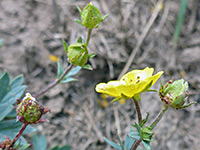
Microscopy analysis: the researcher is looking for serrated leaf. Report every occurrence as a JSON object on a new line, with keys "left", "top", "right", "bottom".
{"left": 104, "top": 137, "right": 122, "bottom": 150}
{"left": 32, "top": 134, "right": 47, "bottom": 150}
{"left": 128, "top": 132, "right": 141, "bottom": 140}
{"left": 50, "top": 145, "right": 71, "bottom": 150}
{"left": 142, "top": 140, "right": 151, "bottom": 150}
{"left": 57, "top": 60, "right": 64, "bottom": 78}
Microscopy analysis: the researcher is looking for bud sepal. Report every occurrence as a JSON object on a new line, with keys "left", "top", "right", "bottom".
{"left": 159, "top": 79, "right": 195, "bottom": 109}
{"left": 75, "top": 2, "right": 108, "bottom": 29}
{"left": 16, "top": 93, "right": 50, "bottom": 124}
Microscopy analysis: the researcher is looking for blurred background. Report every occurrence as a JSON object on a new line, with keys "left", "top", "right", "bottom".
{"left": 0, "top": 0, "right": 200, "bottom": 149}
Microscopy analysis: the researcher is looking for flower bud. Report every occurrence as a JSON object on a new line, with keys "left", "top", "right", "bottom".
{"left": 159, "top": 79, "right": 193, "bottom": 109}
{"left": 141, "top": 127, "right": 154, "bottom": 142}
{"left": 67, "top": 43, "right": 89, "bottom": 67}
{"left": 76, "top": 2, "right": 108, "bottom": 29}
{"left": 16, "top": 93, "right": 49, "bottom": 124}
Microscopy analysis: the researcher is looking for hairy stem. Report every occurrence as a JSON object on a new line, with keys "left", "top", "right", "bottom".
{"left": 150, "top": 105, "right": 168, "bottom": 129}
{"left": 86, "top": 28, "right": 92, "bottom": 46}
{"left": 34, "top": 64, "right": 74, "bottom": 98}
{"left": 131, "top": 139, "right": 142, "bottom": 150}
{"left": 9, "top": 123, "right": 28, "bottom": 148}
{"left": 131, "top": 105, "right": 168, "bottom": 150}
{"left": 132, "top": 98, "right": 142, "bottom": 124}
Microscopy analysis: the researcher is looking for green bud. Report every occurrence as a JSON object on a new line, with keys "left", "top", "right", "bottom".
{"left": 141, "top": 127, "right": 154, "bottom": 142}
{"left": 159, "top": 79, "right": 194, "bottom": 109}
{"left": 16, "top": 93, "right": 49, "bottom": 124}
{"left": 76, "top": 2, "right": 108, "bottom": 29}
{"left": 63, "top": 40, "right": 95, "bottom": 68}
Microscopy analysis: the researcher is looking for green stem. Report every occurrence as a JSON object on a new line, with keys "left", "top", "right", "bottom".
{"left": 86, "top": 28, "right": 92, "bottom": 46}
{"left": 150, "top": 105, "right": 168, "bottom": 129}
{"left": 132, "top": 97, "right": 142, "bottom": 125}
{"left": 131, "top": 105, "right": 168, "bottom": 150}
{"left": 34, "top": 64, "right": 74, "bottom": 98}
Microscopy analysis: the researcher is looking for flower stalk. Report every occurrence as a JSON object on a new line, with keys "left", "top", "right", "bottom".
{"left": 86, "top": 28, "right": 92, "bottom": 46}
{"left": 132, "top": 97, "right": 142, "bottom": 125}
{"left": 9, "top": 123, "right": 28, "bottom": 148}
{"left": 150, "top": 105, "right": 168, "bottom": 129}
{"left": 34, "top": 64, "right": 74, "bottom": 98}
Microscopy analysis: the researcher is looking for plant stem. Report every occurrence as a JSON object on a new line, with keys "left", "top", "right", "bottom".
{"left": 131, "top": 105, "right": 168, "bottom": 150}
{"left": 132, "top": 98, "right": 142, "bottom": 124}
{"left": 150, "top": 105, "right": 168, "bottom": 129}
{"left": 9, "top": 123, "right": 28, "bottom": 148}
{"left": 86, "top": 28, "right": 92, "bottom": 46}
{"left": 34, "top": 64, "right": 74, "bottom": 98}
{"left": 131, "top": 139, "right": 142, "bottom": 150}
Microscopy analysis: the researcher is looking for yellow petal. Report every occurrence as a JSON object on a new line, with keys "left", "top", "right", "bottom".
{"left": 95, "top": 68, "right": 164, "bottom": 99}
{"left": 120, "top": 67, "right": 154, "bottom": 84}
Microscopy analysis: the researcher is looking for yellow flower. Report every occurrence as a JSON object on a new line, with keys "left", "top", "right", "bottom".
{"left": 95, "top": 67, "right": 164, "bottom": 101}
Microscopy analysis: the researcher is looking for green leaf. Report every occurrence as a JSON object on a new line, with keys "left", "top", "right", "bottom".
{"left": 50, "top": 145, "right": 71, "bottom": 150}
{"left": 77, "top": 37, "right": 85, "bottom": 43}
{"left": 0, "top": 103, "right": 13, "bottom": 121}
{"left": 0, "top": 72, "right": 10, "bottom": 101}
{"left": 60, "top": 66, "right": 81, "bottom": 84}
{"left": 65, "top": 66, "right": 81, "bottom": 77}
{"left": 83, "top": 64, "right": 93, "bottom": 70}
{"left": 125, "top": 135, "right": 135, "bottom": 150}
{"left": 0, "top": 39, "right": 2, "bottom": 47}
{"left": 125, "top": 128, "right": 135, "bottom": 150}
{"left": 10, "top": 75, "right": 24, "bottom": 89}
{"left": 88, "top": 53, "right": 96, "bottom": 59}
{"left": 76, "top": 6, "right": 82, "bottom": 14}
{"left": 61, "top": 77, "right": 78, "bottom": 83}
{"left": 0, "top": 120, "right": 37, "bottom": 145}
{"left": 103, "top": 137, "right": 122, "bottom": 150}
{"left": 0, "top": 73, "right": 26, "bottom": 121}
{"left": 63, "top": 40, "right": 68, "bottom": 54}
{"left": 128, "top": 132, "right": 141, "bottom": 140}
{"left": 74, "top": 19, "right": 83, "bottom": 26}
{"left": 117, "top": 134, "right": 124, "bottom": 150}
{"left": 57, "top": 60, "right": 64, "bottom": 78}
{"left": 173, "top": 0, "right": 188, "bottom": 46}
{"left": 17, "top": 144, "right": 31, "bottom": 150}
{"left": 32, "top": 134, "right": 47, "bottom": 150}
{"left": 142, "top": 140, "right": 151, "bottom": 150}
{"left": 102, "top": 14, "right": 109, "bottom": 21}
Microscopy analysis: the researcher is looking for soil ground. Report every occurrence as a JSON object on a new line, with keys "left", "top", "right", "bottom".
{"left": 0, "top": 0, "right": 200, "bottom": 150}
